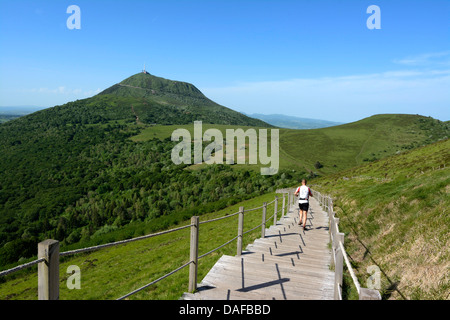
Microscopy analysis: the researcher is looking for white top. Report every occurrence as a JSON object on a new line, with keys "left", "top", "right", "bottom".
{"left": 296, "top": 186, "right": 311, "bottom": 204}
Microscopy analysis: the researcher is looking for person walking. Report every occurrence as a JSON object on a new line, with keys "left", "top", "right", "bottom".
{"left": 294, "top": 179, "right": 313, "bottom": 230}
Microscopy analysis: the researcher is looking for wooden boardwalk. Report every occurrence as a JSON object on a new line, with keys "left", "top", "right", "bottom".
{"left": 182, "top": 197, "right": 334, "bottom": 300}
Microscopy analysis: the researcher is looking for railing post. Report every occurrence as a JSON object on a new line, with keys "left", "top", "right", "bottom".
{"left": 282, "top": 194, "right": 286, "bottom": 218}
{"left": 237, "top": 207, "right": 244, "bottom": 256}
{"left": 289, "top": 191, "right": 293, "bottom": 210}
{"left": 38, "top": 239, "right": 60, "bottom": 300}
{"left": 273, "top": 196, "right": 278, "bottom": 226}
{"left": 287, "top": 191, "right": 290, "bottom": 211}
{"left": 261, "top": 202, "right": 267, "bottom": 238}
{"left": 334, "top": 244, "right": 343, "bottom": 300}
{"left": 189, "top": 216, "right": 199, "bottom": 293}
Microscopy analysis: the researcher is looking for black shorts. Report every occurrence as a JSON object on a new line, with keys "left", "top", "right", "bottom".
{"left": 299, "top": 202, "right": 309, "bottom": 212}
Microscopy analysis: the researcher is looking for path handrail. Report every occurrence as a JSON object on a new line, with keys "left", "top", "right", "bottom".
{"left": 311, "top": 189, "right": 381, "bottom": 300}
{"left": 60, "top": 223, "right": 194, "bottom": 257}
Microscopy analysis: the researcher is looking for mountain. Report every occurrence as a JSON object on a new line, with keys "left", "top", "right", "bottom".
{"left": 97, "top": 73, "right": 271, "bottom": 127}
{"left": 247, "top": 113, "right": 344, "bottom": 129}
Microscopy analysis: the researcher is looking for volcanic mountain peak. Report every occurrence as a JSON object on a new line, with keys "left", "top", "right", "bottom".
{"left": 99, "top": 73, "right": 206, "bottom": 99}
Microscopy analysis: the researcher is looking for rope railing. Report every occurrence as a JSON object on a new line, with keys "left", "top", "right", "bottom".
{"left": 198, "top": 210, "right": 240, "bottom": 225}
{"left": 60, "top": 223, "right": 194, "bottom": 257}
{"left": 116, "top": 260, "right": 193, "bottom": 301}
{"left": 312, "top": 189, "right": 381, "bottom": 300}
{"left": 198, "top": 236, "right": 239, "bottom": 260}
{"left": 0, "top": 191, "right": 294, "bottom": 300}
{"left": 242, "top": 205, "right": 264, "bottom": 212}
{"left": 0, "top": 258, "right": 45, "bottom": 278}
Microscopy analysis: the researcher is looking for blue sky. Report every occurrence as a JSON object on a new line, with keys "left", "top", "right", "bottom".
{"left": 0, "top": 0, "right": 449, "bottom": 122}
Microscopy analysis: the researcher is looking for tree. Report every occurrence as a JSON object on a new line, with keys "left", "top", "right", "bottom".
{"left": 314, "top": 161, "right": 323, "bottom": 169}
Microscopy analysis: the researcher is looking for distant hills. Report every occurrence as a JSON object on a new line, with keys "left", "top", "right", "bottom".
{"left": 0, "top": 106, "right": 46, "bottom": 115}
{"left": 247, "top": 113, "right": 344, "bottom": 129}
{"left": 0, "top": 106, "right": 46, "bottom": 123}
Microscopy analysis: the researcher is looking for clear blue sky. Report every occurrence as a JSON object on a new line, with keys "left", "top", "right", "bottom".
{"left": 0, "top": 0, "right": 448, "bottom": 122}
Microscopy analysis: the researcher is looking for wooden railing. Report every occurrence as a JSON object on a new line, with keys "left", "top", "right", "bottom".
{"left": 0, "top": 192, "right": 293, "bottom": 300}
{"left": 311, "top": 189, "right": 381, "bottom": 300}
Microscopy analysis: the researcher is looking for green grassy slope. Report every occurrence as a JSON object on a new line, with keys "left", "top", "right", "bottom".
{"left": 312, "top": 138, "right": 449, "bottom": 300}
{"left": 280, "top": 114, "right": 449, "bottom": 174}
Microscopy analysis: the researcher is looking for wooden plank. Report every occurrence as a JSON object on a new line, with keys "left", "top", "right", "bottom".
{"left": 209, "top": 261, "right": 334, "bottom": 290}
{"left": 218, "top": 255, "right": 334, "bottom": 279}
{"left": 202, "top": 273, "right": 333, "bottom": 300}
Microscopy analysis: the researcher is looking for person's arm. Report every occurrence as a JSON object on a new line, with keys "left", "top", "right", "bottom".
{"left": 294, "top": 187, "right": 300, "bottom": 196}
{"left": 309, "top": 188, "right": 313, "bottom": 197}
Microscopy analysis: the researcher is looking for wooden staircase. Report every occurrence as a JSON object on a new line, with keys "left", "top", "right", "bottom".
{"left": 182, "top": 197, "right": 334, "bottom": 300}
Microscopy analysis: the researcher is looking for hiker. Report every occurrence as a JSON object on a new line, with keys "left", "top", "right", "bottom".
{"left": 294, "top": 179, "right": 313, "bottom": 230}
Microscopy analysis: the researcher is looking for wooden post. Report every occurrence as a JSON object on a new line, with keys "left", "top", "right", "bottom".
{"left": 334, "top": 245, "right": 343, "bottom": 300}
{"left": 38, "top": 239, "right": 60, "bottom": 300}
{"left": 289, "top": 191, "right": 293, "bottom": 211}
{"left": 261, "top": 202, "right": 267, "bottom": 238}
{"left": 237, "top": 207, "right": 244, "bottom": 256}
{"left": 287, "top": 192, "right": 291, "bottom": 211}
{"left": 189, "top": 216, "right": 200, "bottom": 293}
{"left": 332, "top": 218, "right": 341, "bottom": 250}
{"left": 282, "top": 194, "right": 286, "bottom": 218}
{"left": 273, "top": 196, "right": 278, "bottom": 226}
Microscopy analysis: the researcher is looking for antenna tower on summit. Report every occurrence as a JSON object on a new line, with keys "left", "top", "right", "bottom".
{"left": 142, "top": 63, "right": 149, "bottom": 74}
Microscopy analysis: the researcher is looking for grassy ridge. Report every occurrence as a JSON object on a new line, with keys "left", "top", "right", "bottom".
{"left": 0, "top": 192, "right": 281, "bottom": 300}
{"left": 312, "top": 138, "right": 449, "bottom": 299}
{"left": 280, "top": 114, "right": 449, "bottom": 175}
{"left": 131, "top": 114, "right": 449, "bottom": 175}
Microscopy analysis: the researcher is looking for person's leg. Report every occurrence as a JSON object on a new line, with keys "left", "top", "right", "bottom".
{"left": 298, "top": 204, "right": 303, "bottom": 225}
{"left": 302, "top": 211, "right": 307, "bottom": 229}
{"left": 302, "top": 204, "right": 309, "bottom": 230}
